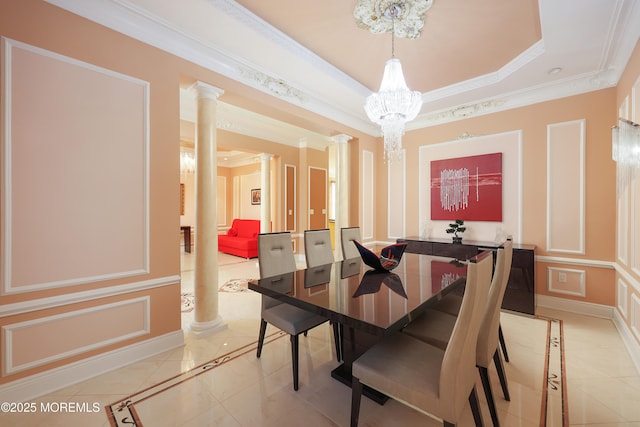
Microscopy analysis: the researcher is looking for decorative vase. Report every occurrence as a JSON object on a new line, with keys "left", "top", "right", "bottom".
{"left": 452, "top": 236, "right": 463, "bottom": 244}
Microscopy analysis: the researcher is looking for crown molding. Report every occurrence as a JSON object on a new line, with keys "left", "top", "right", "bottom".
{"left": 46, "top": 0, "right": 640, "bottom": 136}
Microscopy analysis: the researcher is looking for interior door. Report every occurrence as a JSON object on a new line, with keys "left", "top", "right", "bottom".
{"left": 309, "top": 167, "right": 327, "bottom": 229}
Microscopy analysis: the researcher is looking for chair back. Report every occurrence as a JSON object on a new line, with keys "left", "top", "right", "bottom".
{"left": 258, "top": 232, "right": 297, "bottom": 278}
{"left": 476, "top": 240, "right": 513, "bottom": 368}
{"left": 258, "top": 232, "right": 297, "bottom": 311}
{"left": 340, "top": 227, "right": 361, "bottom": 260}
{"left": 304, "top": 229, "right": 334, "bottom": 267}
{"left": 439, "top": 250, "right": 493, "bottom": 420}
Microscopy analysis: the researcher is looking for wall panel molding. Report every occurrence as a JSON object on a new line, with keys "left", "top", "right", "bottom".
{"left": 0, "top": 275, "right": 178, "bottom": 318}
{"left": 633, "top": 293, "right": 640, "bottom": 343}
{"left": 1, "top": 38, "right": 150, "bottom": 295}
{"left": 387, "top": 150, "right": 406, "bottom": 239}
{"left": 418, "top": 130, "right": 522, "bottom": 242}
{"left": 0, "top": 330, "right": 183, "bottom": 402}
{"left": 546, "top": 266, "right": 586, "bottom": 297}
{"left": 618, "top": 278, "right": 629, "bottom": 319}
{"left": 537, "top": 255, "right": 614, "bottom": 269}
{"left": 546, "top": 119, "right": 585, "bottom": 254}
{"left": 614, "top": 262, "right": 640, "bottom": 295}
{"left": 284, "top": 164, "right": 297, "bottom": 232}
{"left": 362, "top": 150, "right": 374, "bottom": 240}
{"left": 619, "top": 188, "right": 629, "bottom": 265}
{"left": 217, "top": 176, "right": 226, "bottom": 226}
{"left": 3, "top": 297, "right": 150, "bottom": 375}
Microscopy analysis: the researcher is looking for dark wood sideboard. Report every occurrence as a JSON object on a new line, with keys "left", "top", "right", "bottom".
{"left": 397, "top": 237, "right": 535, "bottom": 315}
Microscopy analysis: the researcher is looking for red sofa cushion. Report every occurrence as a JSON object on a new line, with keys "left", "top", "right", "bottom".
{"left": 233, "top": 219, "right": 260, "bottom": 238}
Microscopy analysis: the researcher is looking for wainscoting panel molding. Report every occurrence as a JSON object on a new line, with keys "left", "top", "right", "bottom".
{"left": 546, "top": 119, "right": 585, "bottom": 254}
{"left": 0, "top": 330, "right": 183, "bottom": 403}
{"left": 618, "top": 278, "right": 629, "bottom": 319}
{"left": 1, "top": 38, "right": 150, "bottom": 295}
{"left": 3, "top": 297, "right": 150, "bottom": 375}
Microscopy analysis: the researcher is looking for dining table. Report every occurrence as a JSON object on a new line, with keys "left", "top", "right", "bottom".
{"left": 248, "top": 252, "right": 470, "bottom": 403}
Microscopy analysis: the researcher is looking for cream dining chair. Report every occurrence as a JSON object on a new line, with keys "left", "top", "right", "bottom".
{"left": 403, "top": 241, "right": 514, "bottom": 427}
{"left": 350, "top": 251, "right": 494, "bottom": 427}
{"left": 257, "top": 231, "right": 333, "bottom": 391}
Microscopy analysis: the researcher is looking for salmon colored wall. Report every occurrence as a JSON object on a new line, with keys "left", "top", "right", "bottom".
{"left": 384, "top": 89, "right": 617, "bottom": 254}
{"left": 0, "top": 0, "right": 184, "bottom": 384}
{"left": 0, "top": 0, "right": 367, "bottom": 387}
{"left": 614, "top": 40, "right": 640, "bottom": 347}
{"left": 617, "top": 41, "right": 640, "bottom": 109}
{"left": 374, "top": 89, "right": 617, "bottom": 307}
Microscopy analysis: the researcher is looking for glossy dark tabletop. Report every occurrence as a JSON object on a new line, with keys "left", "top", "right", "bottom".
{"left": 248, "top": 252, "right": 467, "bottom": 336}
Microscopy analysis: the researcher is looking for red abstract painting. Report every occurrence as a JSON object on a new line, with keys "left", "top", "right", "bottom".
{"left": 431, "top": 153, "right": 502, "bottom": 221}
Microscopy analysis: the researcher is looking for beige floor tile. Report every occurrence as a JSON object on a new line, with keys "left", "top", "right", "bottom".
{"left": 3, "top": 253, "right": 639, "bottom": 427}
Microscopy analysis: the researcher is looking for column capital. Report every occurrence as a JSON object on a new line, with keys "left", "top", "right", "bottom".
{"left": 260, "top": 153, "right": 273, "bottom": 161}
{"left": 189, "top": 81, "right": 224, "bottom": 100}
{"left": 331, "top": 134, "right": 352, "bottom": 144}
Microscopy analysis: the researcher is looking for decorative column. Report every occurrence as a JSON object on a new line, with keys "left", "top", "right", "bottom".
{"left": 333, "top": 134, "right": 352, "bottom": 259}
{"left": 190, "top": 81, "right": 226, "bottom": 338}
{"left": 260, "top": 153, "right": 273, "bottom": 233}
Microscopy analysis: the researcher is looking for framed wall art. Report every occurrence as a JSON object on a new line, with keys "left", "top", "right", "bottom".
{"left": 430, "top": 152, "right": 502, "bottom": 221}
{"left": 251, "top": 188, "right": 261, "bottom": 205}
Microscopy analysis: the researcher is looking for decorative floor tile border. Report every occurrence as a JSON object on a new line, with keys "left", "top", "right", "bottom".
{"left": 539, "top": 316, "right": 568, "bottom": 426}
{"left": 106, "top": 316, "right": 567, "bottom": 426}
{"left": 105, "top": 331, "right": 286, "bottom": 427}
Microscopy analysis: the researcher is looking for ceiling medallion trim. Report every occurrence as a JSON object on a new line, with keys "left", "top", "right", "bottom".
{"left": 237, "top": 67, "right": 306, "bottom": 103}
{"left": 354, "top": 0, "right": 434, "bottom": 39}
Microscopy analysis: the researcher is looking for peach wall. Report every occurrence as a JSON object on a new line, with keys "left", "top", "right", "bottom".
{"left": 0, "top": 0, "right": 369, "bottom": 390}
{"left": 0, "top": 0, "right": 633, "bottom": 391}
{"left": 614, "top": 40, "right": 640, "bottom": 350}
{"left": 0, "top": 0, "right": 187, "bottom": 385}
{"left": 376, "top": 89, "right": 617, "bottom": 308}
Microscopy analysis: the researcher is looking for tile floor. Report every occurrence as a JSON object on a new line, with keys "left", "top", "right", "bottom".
{"left": 1, "top": 251, "right": 639, "bottom": 426}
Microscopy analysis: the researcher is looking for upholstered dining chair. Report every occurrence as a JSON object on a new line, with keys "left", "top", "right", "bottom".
{"left": 432, "top": 241, "right": 513, "bottom": 365}
{"left": 304, "top": 229, "right": 334, "bottom": 267}
{"left": 403, "top": 241, "right": 514, "bottom": 427}
{"left": 257, "top": 231, "right": 333, "bottom": 391}
{"left": 350, "top": 251, "right": 494, "bottom": 427}
{"left": 303, "top": 228, "right": 342, "bottom": 361}
{"left": 340, "top": 227, "right": 361, "bottom": 260}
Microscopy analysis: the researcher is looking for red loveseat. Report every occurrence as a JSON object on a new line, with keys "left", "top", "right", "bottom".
{"left": 218, "top": 219, "right": 260, "bottom": 258}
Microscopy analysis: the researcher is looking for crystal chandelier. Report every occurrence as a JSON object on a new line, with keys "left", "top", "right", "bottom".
{"left": 612, "top": 118, "right": 640, "bottom": 195}
{"left": 364, "top": 5, "right": 423, "bottom": 161}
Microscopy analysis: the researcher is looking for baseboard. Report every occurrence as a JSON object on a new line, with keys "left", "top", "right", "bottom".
{"left": 536, "top": 294, "right": 614, "bottom": 319}
{"left": 0, "top": 330, "right": 184, "bottom": 402}
{"left": 613, "top": 310, "right": 640, "bottom": 375}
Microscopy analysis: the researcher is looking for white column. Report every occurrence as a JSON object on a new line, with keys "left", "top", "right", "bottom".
{"left": 190, "top": 81, "right": 226, "bottom": 338}
{"left": 260, "top": 153, "right": 273, "bottom": 233}
{"left": 333, "top": 134, "right": 352, "bottom": 259}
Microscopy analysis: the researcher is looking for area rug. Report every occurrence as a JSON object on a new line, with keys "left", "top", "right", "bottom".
{"left": 180, "top": 292, "right": 194, "bottom": 312}
{"left": 219, "top": 278, "right": 252, "bottom": 292}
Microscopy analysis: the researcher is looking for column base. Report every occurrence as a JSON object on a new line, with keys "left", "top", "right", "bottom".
{"left": 188, "top": 316, "right": 227, "bottom": 338}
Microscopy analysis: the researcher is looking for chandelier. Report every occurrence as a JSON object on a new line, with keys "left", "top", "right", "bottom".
{"left": 612, "top": 118, "right": 640, "bottom": 195}
{"left": 362, "top": 4, "right": 424, "bottom": 161}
